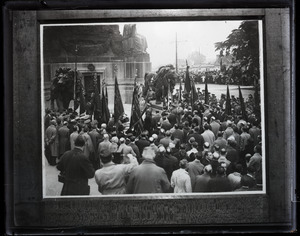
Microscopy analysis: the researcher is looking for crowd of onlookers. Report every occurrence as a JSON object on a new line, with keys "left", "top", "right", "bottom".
{"left": 177, "top": 69, "right": 256, "bottom": 86}
{"left": 44, "top": 87, "right": 262, "bottom": 195}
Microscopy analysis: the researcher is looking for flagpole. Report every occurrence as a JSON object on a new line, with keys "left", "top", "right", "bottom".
{"left": 73, "top": 45, "right": 78, "bottom": 110}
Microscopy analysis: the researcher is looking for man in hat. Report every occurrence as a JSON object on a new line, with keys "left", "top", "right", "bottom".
{"left": 240, "top": 126, "right": 251, "bottom": 152}
{"left": 161, "top": 116, "right": 172, "bottom": 131}
{"left": 187, "top": 152, "right": 204, "bottom": 191}
{"left": 126, "top": 147, "right": 171, "bottom": 194}
{"left": 182, "top": 121, "right": 191, "bottom": 143}
{"left": 226, "top": 136, "right": 239, "bottom": 166}
{"left": 58, "top": 120, "right": 70, "bottom": 159}
{"left": 117, "top": 137, "right": 137, "bottom": 164}
{"left": 98, "top": 134, "right": 112, "bottom": 163}
{"left": 174, "top": 143, "right": 188, "bottom": 162}
{"left": 170, "top": 159, "right": 192, "bottom": 193}
{"left": 95, "top": 148, "right": 138, "bottom": 195}
{"left": 152, "top": 110, "right": 162, "bottom": 128}
{"left": 154, "top": 145, "right": 179, "bottom": 181}
{"left": 88, "top": 120, "right": 101, "bottom": 169}
{"left": 194, "top": 164, "right": 213, "bottom": 192}
{"left": 186, "top": 142, "right": 199, "bottom": 160}
{"left": 227, "top": 163, "right": 243, "bottom": 191}
{"left": 57, "top": 135, "right": 95, "bottom": 195}
{"left": 45, "top": 119, "right": 58, "bottom": 166}
{"left": 210, "top": 116, "right": 220, "bottom": 138}
{"left": 171, "top": 124, "right": 184, "bottom": 144}
{"left": 213, "top": 131, "right": 227, "bottom": 151}
{"left": 207, "top": 166, "right": 231, "bottom": 192}
{"left": 159, "top": 130, "right": 172, "bottom": 149}
{"left": 235, "top": 166, "right": 257, "bottom": 191}
{"left": 135, "top": 131, "right": 149, "bottom": 151}
{"left": 167, "top": 107, "right": 177, "bottom": 127}
{"left": 201, "top": 123, "right": 215, "bottom": 148}
{"left": 70, "top": 125, "right": 79, "bottom": 150}
{"left": 223, "top": 120, "right": 234, "bottom": 140}
{"left": 128, "top": 136, "right": 141, "bottom": 163}
{"left": 247, "top": 144, "right": 262, "bottom": 184}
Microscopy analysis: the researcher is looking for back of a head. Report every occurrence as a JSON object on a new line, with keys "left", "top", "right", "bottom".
{"left": 179, "top": 159, "right": 188, "bottom": 169}
{"left": 216, "top": 166, "right": 226, "bottom": 176}
{"left": 142, "top": 146, "right": 156, "bottom": 160}
{"left": 255, "top": 145, "right": 262, "bottom": 155}
{"left": 103, "top": 134, "right": 109, "bottom": 140}
{"left": 204, "top": 164, "right": 212, "bottom": 173}
{"left": 247, "top": 165, "right": 256, "bottom": 174}
{"left": 100, "top": 151, "right": 112, "bottom": 164}
{"left": 234, "top": 163, "right": 243, "bottom": 173}
{"left": 74, "top": 135, "right": 85, "bottom": 147}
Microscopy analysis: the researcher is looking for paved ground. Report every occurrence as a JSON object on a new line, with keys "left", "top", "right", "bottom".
{"left": 43, "top": 84, "right": 257, "bottom": 197}
{"left": 43, "top": 161, "right": 101, "bottom": 197}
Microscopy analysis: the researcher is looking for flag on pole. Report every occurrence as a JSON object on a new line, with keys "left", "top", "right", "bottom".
{"left": 225, "top": 84, "right": 231, "bottom": 116}
{"left": 93, "top": 73, "right": 101, "bottom": 123}
{"left": 238, "top": 86, "right": 247, "bottom": 121}
{"left": 74, "top": 71, "right": 86, "bottom": 115}
{"left": 204, "top": 80, "right": 209, "bottom": 104}
{"left": 100, "top": 85, "right": 110, "bottom": 124}
{"left": 191, "top": 79, "right": 198, "bottom": 108}
{"left": 130, "top": 81, "right": 144, "bottom": 136}
{"left": 114, "top": 76, "right": 124, "bottom": 122}
{"left": 184, "top": 61, "right": 191, "bottom": 93}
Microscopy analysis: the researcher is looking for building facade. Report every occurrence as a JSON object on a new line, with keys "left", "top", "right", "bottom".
{"left": 43, "top": 24, "right": 151, "bottom": 111}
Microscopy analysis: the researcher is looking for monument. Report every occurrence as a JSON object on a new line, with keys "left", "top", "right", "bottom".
{"left": 43, "top": 24, "right": 151, "bottom": 112}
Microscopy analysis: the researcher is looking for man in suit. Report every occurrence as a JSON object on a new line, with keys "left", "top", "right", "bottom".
{"left": 57, "top": 135, "right": 95, "bottom": 196}
{"left": 45, "top": 119, "right": 58, "bottom": 166}
{"left": 126, "top": 147, "right": 171, "bottom": 194}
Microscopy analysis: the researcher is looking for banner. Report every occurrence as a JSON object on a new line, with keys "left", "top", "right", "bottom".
{"left": 225, "top": 84, "right": 231, "bottom": 116}
{"left": 114, "top": 76, "right": 124, "bottom": 122}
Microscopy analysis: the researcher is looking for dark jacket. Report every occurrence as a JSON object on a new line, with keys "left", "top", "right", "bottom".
{"left": 57, "top": 147, "right": 95, "bottom": 195}
{"left": 154, "top": 152, "right": 179, "bottom": 180}
{"left": 207, "top": 175, "right": 231, "bottom": 192}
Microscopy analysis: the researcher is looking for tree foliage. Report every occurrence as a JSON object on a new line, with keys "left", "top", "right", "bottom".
{"left": 215, "top": 21, "right": 259, "bottom": 84}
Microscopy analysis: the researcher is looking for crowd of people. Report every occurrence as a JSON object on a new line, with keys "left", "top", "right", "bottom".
{"left": 44, "top": 86, "right": 263, "bottom": 196}
{"left": 177, "top": 69, "right": 256, "bottom": 86}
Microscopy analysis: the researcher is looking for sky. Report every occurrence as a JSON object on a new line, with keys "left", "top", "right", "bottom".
{"left": 118, "top": 20, "right": 243, "bottom": 70}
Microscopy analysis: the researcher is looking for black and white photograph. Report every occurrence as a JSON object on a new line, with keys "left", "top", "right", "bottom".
{"left": 5, "top": 4, "right": 295, "bottom": 234}
{"left": 41, "top": 20, "right": 266, "bottom": 197}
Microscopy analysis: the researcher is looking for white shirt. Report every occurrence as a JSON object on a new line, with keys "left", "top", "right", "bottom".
{"left": 170, "top": 168, "right": 192, "bottom": 193}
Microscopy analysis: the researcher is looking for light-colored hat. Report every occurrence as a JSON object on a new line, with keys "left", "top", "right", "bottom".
{"left": 111, "top": 136, "right": 119, "bottom": 143}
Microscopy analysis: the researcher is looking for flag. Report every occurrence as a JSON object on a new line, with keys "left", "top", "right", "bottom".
{"left": 74, "top": 71, "right": 86, "bottom": 114}
{"left": 204, "top": 80, "right": 209, "bottom": 104}
{"left": 114, "top": 76, "right": 124, "bottom": 122}
{"left": 238, "top": 86, "right": 247, "bottom": 121}
{"left": 191, "top": 80, "right": 198, "bottom": 107}
{"left": 225, "top": 84, "right": 231, "bottom": 116}
{"left": 100, "top": 85, "right": 110, "bottom": 124}
{"left": 93, "top": 74, "right": 101, "bottom": 123}
{"left": 130, "top": 83, "right": 144, "bottom": 136}
{"left": 184, "top": 62, "right": 191, "bottom": 93}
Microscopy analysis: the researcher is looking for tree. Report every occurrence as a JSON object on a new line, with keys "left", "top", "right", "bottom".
{"left": 215, "top": 21, "right": 259, "bottom": 85}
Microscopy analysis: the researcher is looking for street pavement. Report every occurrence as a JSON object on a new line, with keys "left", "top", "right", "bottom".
{"left": 43, "top": 160, "right": 100, "bottom": 197}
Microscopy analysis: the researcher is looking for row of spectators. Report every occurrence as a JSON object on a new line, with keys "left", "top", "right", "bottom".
{"left": 44, "top": 87, "right": 262, "bottom": 195}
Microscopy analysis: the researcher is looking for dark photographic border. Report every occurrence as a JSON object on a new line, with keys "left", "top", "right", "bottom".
{"left": 4, "top": 0, "right": 296, "bottom": 234}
